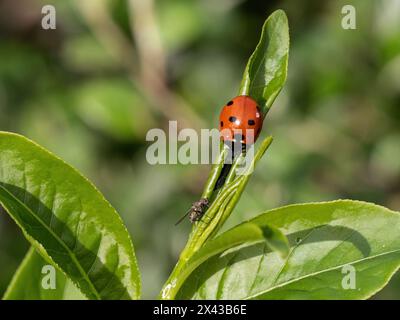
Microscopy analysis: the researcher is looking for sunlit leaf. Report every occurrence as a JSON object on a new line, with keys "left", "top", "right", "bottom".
{"left": 240, "top": 9, "right": 289, "bottom": 115}
{"left": 160, "top": 221, "right": 288, "bottom": 299}
{"left": 0, "top": 132, "right": 141, "bottom": 300}
{"left": 3, "top": 247, "right": 86, "bottom": 300}
{"left": 178, "top": 200, "right": 400, "bottom": 299}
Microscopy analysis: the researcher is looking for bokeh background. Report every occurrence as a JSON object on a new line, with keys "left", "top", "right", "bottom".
{"left": 0, "top": 0, "right": 399, "bottom": 299}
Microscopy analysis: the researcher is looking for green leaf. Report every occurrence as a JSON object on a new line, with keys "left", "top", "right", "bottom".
{"left": 239, "top": 9, "right": 289, "bottom": 115}
{"left": 160, "top": 137, "right": 275, "bottom": 299}
{"left": 177, "top": 200, "right": 400, "bottom": 299}
{"left": 0, "top": 132, "right": 140, "bottom": 300}
{"left": 3, "top": 248, "right": 86, "bottom": 300}
{"left": 160, "top": 221, "right": 288, "bottom": 299}
{"left": 259, "top": 224, "right": 290, "bottom": 258}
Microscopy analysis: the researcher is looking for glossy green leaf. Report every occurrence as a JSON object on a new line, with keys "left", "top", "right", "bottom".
{"left": 160, "top": 137, "right": 275, "bottom": 299}
{"left": 0, "top": 132, "right": 140, "bottom": 300}
{"left": 3, "top": 247, "right": 86, "bottom": 300}
{"left": 160, "top": 222, "right": 288, "bottom": 299}
{"left": 177, "top": 200, "right": 400, "bottom": 299}
{"left": 239, "top": 9, "right": 289, "bottom": 115}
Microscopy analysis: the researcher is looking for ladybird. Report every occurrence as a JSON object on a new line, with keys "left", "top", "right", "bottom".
{"left": 219, "top": 95, "right": 263, "bottom": 145}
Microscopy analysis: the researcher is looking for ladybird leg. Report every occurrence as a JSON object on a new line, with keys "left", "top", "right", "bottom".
{"left": 241, "top": 143, "right": 247, "bottom": 153}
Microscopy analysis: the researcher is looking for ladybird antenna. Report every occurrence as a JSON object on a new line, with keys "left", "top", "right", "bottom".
{"left": 174, "top": 209, "right": 191, "bottom": 226}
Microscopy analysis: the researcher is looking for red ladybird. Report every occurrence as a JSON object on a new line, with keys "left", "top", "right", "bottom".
{"left": 219, "top": 95, "right": 263, "bottom": 145}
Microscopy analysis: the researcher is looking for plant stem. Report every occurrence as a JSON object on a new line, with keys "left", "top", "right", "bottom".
{"left": 200, "top": 143, "right": 228, "bottom": 200}
{"left": 195, "top": 137, "right": 273, "bottom": 244}
{"left": 159, "top": 136, "right": 273, "bottom": 299}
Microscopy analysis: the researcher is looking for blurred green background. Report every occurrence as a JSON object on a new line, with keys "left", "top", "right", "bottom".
{"left": 0, "top": 0, "right": 399, "bottom": 299}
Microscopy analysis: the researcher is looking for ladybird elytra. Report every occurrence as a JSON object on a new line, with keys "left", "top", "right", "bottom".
{"left": 219, "top": 95, "right": 263, "bottom": 145}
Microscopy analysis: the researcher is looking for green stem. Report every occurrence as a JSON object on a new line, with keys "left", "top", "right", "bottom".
{"left": 183, "top": 180, "right": 240, "bottom": 259}
{"left": 159, "top": 223, "right": 267, "bottom": 301}
{"left": 213, "top": 137, "right": 273, "bottom": 233}
{"left": 224, "top": 153, "right": 246, "bottom": 185}
{"left": 200, "top": 142, "right": 228, "bottom": 200}
{"left": 159, "top": 136, "right": 273, "bottom": 300}
{"left": 159, "top": 186, "right": 237, "bottom": 300}
{"left": 211, "top": 152, "right": 246, "bottom": 201}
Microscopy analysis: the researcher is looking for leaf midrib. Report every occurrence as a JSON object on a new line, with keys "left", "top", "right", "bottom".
{"left": 0, "top": 184, "right": 101, "bottom": 299}
{"left": 244, "top": 248, "right": 400, "bottom": 300}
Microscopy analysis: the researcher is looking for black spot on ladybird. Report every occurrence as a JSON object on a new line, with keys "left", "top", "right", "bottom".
{"left": 248, "top": 119, "right": 255, "bottom": 125}
{"left": 229, "top": 116, "right": 237, "bottom": 123}
{"left": 220, "top": 121, "right": 223, "bottom": 127}
{"left": 227, "top": 100, "right": 234, "bottom": 106}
